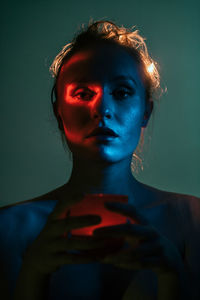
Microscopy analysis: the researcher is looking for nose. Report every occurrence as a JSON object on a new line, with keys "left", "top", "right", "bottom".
{"left": 91, "top": 90, "right": 113, "bottom": 121}
{"left": 92, "top": 108, "right": 112, "bottom": 120}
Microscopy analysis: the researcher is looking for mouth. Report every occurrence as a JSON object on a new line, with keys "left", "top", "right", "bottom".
{"left": 88, "top": 135, "right": 118, "bottom": 141}
{"left": 86, "top": 127, "right": 119, "bottom": 138}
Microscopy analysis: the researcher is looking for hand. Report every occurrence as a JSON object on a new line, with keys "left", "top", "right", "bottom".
{"left": 22, "top": 192, "right": 103, "bottom": 276}
{"left": 93, "top": 202, "right": 184, "bottom": 276}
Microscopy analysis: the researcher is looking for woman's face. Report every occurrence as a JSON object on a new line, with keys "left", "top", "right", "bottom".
{"left": 56, "top": 42, "right": 148, "bottom": 163}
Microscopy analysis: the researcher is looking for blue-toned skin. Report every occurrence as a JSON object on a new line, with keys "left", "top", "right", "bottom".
{"left": 1, "top": 185, "right": 199, "bottom": 299}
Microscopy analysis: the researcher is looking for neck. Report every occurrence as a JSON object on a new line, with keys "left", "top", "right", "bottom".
{"left": 64, "top": 154, "right": 144, "bottom": 205}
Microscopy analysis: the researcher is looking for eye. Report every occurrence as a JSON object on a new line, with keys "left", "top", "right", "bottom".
{"left": 112, "top": 87, "right": 134, "bottom": 100}
{"left": 73, "top": 89, "right": 96, "bottom": 101}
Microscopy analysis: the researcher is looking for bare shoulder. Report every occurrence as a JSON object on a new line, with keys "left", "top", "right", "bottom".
{"left": 142, "top": 182, "right": 200, "bottom": 210}
{"left": 0, "top": 183, "right": 75, "bottom": 232}
{"left": 141, "top": 183, "right": 200, "bottom": 237}
{"left": 0, "top": 187, "right": 60, "bottom": 249}
{"left": 0, "top": 197, "right": 57, "bottom": 230}
{"left": 169, "top": 191, "right": 200, "bottom": 237}
{"left": 0, "top": 184, "right": 64, "bottom": 211}
{"left": 146, "top": 185, "right": 200, "bottom": 246}
{"left": 164, "top": 190, "right": 200, "bottom": 235}
{"left": 159, "top": 188, "right": 200, "bottom": 224}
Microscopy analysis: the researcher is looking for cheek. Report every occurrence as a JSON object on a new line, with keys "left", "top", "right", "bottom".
{"left": 119, "top": 106, "right": 144, "bottom": 153}
{"left": 57, "top": 83, "right": 90, "bottom": 131}
{"left": 59, "top": 102, "right": 89, "bottom": 131}
{"left": 122, "top": 105, "right": 144, "bottom": 137}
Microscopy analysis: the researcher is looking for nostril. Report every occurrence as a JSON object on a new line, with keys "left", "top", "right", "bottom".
{"left": 94, "top": 113, "right": 111, "bottom": 119}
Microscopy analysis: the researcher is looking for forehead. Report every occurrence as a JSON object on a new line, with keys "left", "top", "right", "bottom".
{"left": 58, "top": 43, "right": 144, "bottom": 89}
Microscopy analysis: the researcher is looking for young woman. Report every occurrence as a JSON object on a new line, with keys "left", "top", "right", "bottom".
{"left": 0, "top": 20, "right": 199, "bottom": 300}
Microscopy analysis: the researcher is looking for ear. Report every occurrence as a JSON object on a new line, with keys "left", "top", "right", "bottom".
{"left": 141, "top": 100, "right": 154, "bottom": 128}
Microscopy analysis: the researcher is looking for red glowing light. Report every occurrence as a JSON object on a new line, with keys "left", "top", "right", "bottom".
{"left": 68, "top": 194, "right": 135, "bottom": 236}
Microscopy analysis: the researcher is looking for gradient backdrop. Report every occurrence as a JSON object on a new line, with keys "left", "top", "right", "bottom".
{"left": 1, "top": 0, "right": 200, "bottom": 207}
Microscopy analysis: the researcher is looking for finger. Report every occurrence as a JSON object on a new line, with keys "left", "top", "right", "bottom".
{"left": 48, "top": 192, "right": 85, "bottom": 221}
{"left": 113, "top": 256, "right": 162, "bottom": 272}
{"left": 65, "top": 215, "right": 102, "bottom": 230}
{"left": 130, "top": 240, "right": 162, "bottom": 258}
{"left": 45, "top": 215, "right": 102, "bottom": 238}
{"left": 100, "top": 243, "right": 161, "bottom": 265}
{"left": 51, "top": 252, "right": 99, "bottom": 265}
{"left": 138, "top": 256, "right": 176, "bottom": 274}
{"left": 104, "top": 202, "right": 149, "bottom": 226}
{"left": 48, "top": 237, "right": 109, "bottom": 253}
{"left": 93, "top": 223, "right": 157, "bottom": 241}
{"left": 99, "top": 251, "right": 144, "bottom": 270}
{"left": 100, "top": 250, "right": 162, "bottom": 272}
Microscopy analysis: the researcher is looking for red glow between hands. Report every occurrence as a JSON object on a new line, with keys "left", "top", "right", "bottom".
{"left": 68, "top": 194, "right": 135, "bottom": 236}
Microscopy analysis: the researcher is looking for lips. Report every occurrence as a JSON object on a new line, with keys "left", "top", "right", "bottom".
{"left": 87, "top": 127, "right": 119, "bottom": 138}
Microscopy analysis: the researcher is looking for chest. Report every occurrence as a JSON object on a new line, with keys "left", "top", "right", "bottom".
{"left": 47, "top": 201, "right": 184, "bottom": 300}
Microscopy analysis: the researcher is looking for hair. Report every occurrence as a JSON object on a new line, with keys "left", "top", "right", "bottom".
{"left": 49, "top": 19, "right": 165, "bottom": 173}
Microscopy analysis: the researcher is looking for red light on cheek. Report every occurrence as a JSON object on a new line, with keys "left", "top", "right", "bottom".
{"left": 67, "top": 194, "right": 135, "bottom": 236}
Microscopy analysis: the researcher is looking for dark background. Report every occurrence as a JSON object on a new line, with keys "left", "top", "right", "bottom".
{"left": 1, "top": 0, "right": 199, "bottom": 206}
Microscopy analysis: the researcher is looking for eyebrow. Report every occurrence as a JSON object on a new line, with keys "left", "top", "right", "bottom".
{"left": 71, "top": 75, "right": 137, "bottom": 86}
{"left": 111, "top": 75, "right": 137, "bottom": 86}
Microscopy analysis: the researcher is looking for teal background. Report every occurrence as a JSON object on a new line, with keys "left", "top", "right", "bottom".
{"left": 1, "top": 0, "right": 200, "bottom": 207}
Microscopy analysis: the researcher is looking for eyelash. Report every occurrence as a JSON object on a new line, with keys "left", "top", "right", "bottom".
{"left": 112, "top": 88, "right": 134, "bottom": 100}
{"left": 73, "top": 87, "right": 134, "bottom": 101}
